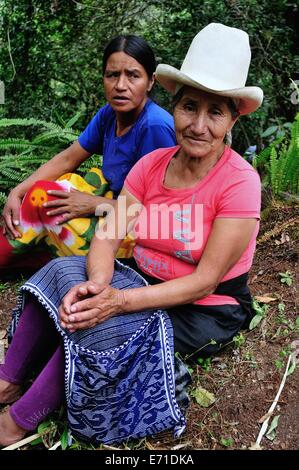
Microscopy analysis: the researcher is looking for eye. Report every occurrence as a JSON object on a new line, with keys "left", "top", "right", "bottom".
{"left": 183, "top": 101, "right": 196, "bottom": 112}
{"left": 105, "top": 71, "right": 119, "bottom": 78}
{"left": 210, "top": 107, "right": 223, "bottom": 116}
{"left": 128, "top": 71, "right": 140, "bottom": 79}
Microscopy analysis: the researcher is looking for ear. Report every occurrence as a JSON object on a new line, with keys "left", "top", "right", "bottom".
{"left": 227, "top": 114, "right": 240, "bottom": 133}
{"left": 147, "top": 73, "right": 156, "bottom": 92}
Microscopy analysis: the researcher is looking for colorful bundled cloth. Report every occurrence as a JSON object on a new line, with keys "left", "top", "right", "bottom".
{"left": 10, "top": 256, "right": 189, "bottom": 445}
{"left": 6, "top": 168, "right": 134, "bottom": 260}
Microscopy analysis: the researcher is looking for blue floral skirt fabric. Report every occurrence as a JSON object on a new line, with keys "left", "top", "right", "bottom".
{"left": 10, "top": 256, "right": 189, "bottom": 445}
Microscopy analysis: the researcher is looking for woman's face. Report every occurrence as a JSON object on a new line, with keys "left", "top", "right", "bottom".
{"left": 103, "top": 51, "right": 154, "bottom": 115}
{"left": 174, "top": 87, "right": 238, "bottom": 159}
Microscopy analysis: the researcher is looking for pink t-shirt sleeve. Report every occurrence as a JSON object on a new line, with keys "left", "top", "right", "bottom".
{"left": 216, "top": 169, "right": 261, "bottom": 219}
{"left": 124, "top": 149, "right": 163, "bottom": 202}
{"left": 124, "top": 156, "right": 146, "bottom": 202}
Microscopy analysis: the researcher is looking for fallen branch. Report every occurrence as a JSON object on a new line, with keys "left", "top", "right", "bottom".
{"left": 2, "top": 432, "right": 41, "bottom": 451}
{"left": 49, "top": 440, "right": 61, "bottom": 450}
{"left": 250, "top": 354, "right": 293, "bottom": 449}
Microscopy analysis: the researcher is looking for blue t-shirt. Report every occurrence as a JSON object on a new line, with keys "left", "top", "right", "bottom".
{"left": 78, "top": 99, "right": 176, "bottom": 195}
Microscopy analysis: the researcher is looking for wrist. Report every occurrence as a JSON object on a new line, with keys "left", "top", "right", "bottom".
{"left": 121, "top": 289, "right": 132, "bottom": 313}
{"left": 10, "top": 186, "right": 23, "bottom": 198}
{"left": 88, "top": 270, "right": 112, "bottom": 286}
{"left": 95, "top": 196, "right": 115, "bottom": 214}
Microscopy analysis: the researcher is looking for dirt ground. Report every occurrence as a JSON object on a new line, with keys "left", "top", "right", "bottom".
{"left": 0, "top": 201, "right": 298, "bottom": 451}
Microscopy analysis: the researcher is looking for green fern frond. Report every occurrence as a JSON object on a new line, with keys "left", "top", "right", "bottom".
{"left": 65, "top": 112, "right": 82, "bottom": 128}
{"left": 0, "top": 167, "right": 25, "bottom": 182}
{"left": 0, "top": 118, "right": 68, "bottom": 133}
{"left": 0, "top": 191, "right": 7, "bottom": 205}
{"left": 32, "top": 129, "right": 78, "bottom": 144}
{"left": 269, "top": 146, "right": 279, "bottom": 195}
{"left": 0, "top": 138, "right": 51, "bottom": 152}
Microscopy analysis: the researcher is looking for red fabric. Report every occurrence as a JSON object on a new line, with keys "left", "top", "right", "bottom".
{"left": 0, "top": 230, "right": 51, "bottom": 274}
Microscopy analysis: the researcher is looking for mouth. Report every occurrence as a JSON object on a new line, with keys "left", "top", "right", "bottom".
{"left": 113, "top": 96, "right": 130, "bottom": 102}
{"left": 185, "top": 136, "right": 208, "bottom": 143}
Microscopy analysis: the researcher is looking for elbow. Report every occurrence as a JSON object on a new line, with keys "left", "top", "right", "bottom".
{"left": 192, "top": 274, "right": 219, "bottom": 301}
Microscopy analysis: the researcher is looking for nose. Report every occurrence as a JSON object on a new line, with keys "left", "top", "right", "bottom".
{"left": 190, "top": 111, "right": 208, "bottom": 135}
{"left": 115, "top": 74, "right": 127, "bottom": 91}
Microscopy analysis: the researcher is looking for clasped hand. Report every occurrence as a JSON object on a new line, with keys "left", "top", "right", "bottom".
{"left": 59, "top": 281, "right": 126, "bottom": 332}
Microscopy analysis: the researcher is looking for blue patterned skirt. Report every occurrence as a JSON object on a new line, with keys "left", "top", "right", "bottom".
{"left": 10, "top": 256, "right": 189, "bottom": 445}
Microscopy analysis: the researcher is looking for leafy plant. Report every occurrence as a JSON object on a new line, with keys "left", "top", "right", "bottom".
{"left": 275, "top": 345, "right": 292, "bottom": 370}
{"left": 233, "top": 332, "right": 245, "bottom": 349}
{"left": 249, "top": 300, "right": 268, "bottom": 330}
{"left": 279, "top": 271, "right": 293, "bottom": 286}
{"left": 220, "top": 436, "right": 234, "bottom": 447}
{"left": 253, "top": 113, "right": 299, "bottom": 197}
{"left": 0, "top": 115, "right": 102, "bottom": 210}
{"left": 197, "top": 357, "right": 212, "bottom": 372}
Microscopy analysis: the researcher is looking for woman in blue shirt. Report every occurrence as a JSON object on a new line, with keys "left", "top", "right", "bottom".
{"left": 1, "top": 35, "right": 175, "bottom": 269}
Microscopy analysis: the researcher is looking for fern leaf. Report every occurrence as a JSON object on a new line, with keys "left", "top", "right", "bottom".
{"left": 65, "top": 112, "right": 82, "bottom": 129}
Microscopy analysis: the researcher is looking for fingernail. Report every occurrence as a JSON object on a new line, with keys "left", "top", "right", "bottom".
{"left": 70, "top": 306, "right": 76, "bottom": 313}
{"left": 69, "top": 316, "right": 75, "bottom": 322}
{"left": 47, "top": 190, "right": 52, "bottom": 194}
{"left": 13, "top": 220, "right": 19, "bottom": 225}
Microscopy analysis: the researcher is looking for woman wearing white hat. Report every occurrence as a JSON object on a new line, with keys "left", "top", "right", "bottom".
{"left": 0, "top": 24, "right": 263, "bottom": 446}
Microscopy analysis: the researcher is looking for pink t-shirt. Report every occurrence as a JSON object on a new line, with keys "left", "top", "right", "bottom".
{"left": 124, "top": 145, "right": 261, "bottom": 306}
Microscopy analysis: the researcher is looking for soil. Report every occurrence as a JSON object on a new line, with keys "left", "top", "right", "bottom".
{"left": 0, "top": 202, "right": 298, "bottom": 450}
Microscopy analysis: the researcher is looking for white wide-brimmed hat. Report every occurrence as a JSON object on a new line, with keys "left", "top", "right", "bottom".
{"left": 156, "top": 23, "right": 263, "bottom": 115}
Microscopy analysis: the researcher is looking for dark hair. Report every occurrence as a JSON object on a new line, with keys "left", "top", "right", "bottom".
{"left": 102, "top": 35, "right": 156, "bottom": 79}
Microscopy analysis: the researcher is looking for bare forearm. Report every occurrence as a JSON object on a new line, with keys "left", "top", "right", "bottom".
{"left": 87, "top": 237, "right": 116, "bottom": 285}
{"left": 13, "top": 142, "right": 90, "bottom": 197}
{"left": 123, "top": 272, "right": 216, "bottom": 313}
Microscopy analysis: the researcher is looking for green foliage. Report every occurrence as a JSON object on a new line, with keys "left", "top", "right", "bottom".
{"left": 253, "top": 113, "right": 299, "bottom": 196}
{"left": 232, "top": 332, "right": 246, "bottom": 349}
{"left": 275, "top": 345, "right": 292, "bottom": 370}
{"left": 140, "top": 0, "right": 299, "bottom": 153}
{"left": 197, "top": 357, "right": 212, "bottom": 372}
{"left": 249, "top": 300, "right": 268, "bottom": 330}
{"left": 279, "top": 271, "right": 293, "bottom": 286}
{"left": 220, "top": 437, "right": 234, "bottom": 448}
{"left": 0, "top": 115, "right": 100, "bottom": 209}
{"left": 0, "top": 1, "right": 298, "bottom": 154}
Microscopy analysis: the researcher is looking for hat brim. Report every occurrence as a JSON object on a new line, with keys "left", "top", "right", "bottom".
{"left": 156, "top": 64, "right": 263, "bottom": 115}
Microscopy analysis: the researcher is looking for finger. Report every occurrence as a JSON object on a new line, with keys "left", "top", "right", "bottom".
{"left": 46, "top": 190, "right": 70, "bottom": 198}
{"left": 85, "top": 283, "right": 107, "bottom": 295}
{"left": 11, "top": 206, "right": 21, "bottom": 228}
{"left": 65, "top": 318, "right": 99, "bottom": 331}
{"left": 67, "top": 309, "right": 98, "bottom": 324}
{"left": 59, "top": 306, "right": 70, "bottom": 324}
{"left": 5, "top": 225, "right": 21, "bottom": 239}
{"left": 61, "top": 288, "right": 81, "bottom": 314}
{"left": 56, "top": 213, "right": 74, "bottom": 224}
{"left": 77, "top": 285, "right": 89, "bottom": 297}
{"left": 61, "top": 283, "right": 94, "bottom": 314}
{"left": 70, "top": 297, "right": 97, "bottom": 314}
{"left": 45, "top": 207, "right": 69, "bottom": 217}
{"left": 43, "top": 199, "right": 69, "bottom": 208}
{"left": 4, "top": 215, "right": 21, "bottom": 238}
